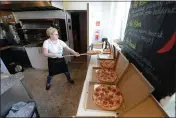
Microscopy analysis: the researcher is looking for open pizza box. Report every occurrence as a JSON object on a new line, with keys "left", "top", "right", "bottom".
{"left": 93, "top": 42, "right": 104, "bottom": 49}
{"left": 119, "top": 94, "right": 169, "bottom": 117}
{"left": 98, "top": 45, "right": 117, "bottom": 60}
{"left": 86, "top": 63, "right": 155, "bottom": 115}
{"left": 92, "top": 52, "right": 129, "bottom": 84}
{"left": 96, "top": 45, "right": 119, "bottom": 68}
{"left": 102, "top": 43, "right": 112, "bottom": 54}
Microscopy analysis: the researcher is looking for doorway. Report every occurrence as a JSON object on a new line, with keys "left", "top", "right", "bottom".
{"left": 68, "top": 11, "right": 88, "bottom": 63}
{"left": 70, "top": 11, "right": 87, "bottom": 53}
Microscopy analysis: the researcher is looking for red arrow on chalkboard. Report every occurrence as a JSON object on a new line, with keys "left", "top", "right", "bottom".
{"left": 157, "top": 32, "right": 176, "bottom": 53}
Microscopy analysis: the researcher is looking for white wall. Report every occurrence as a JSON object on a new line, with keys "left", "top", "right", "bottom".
{"left": 88, "top": 2, "right": 131, "bottom": 44}
{"left": 89, "top": 2, "right": 110, "bottom": 44}
{"left": 89, "top": 2, "right": 103, "bottom": 45}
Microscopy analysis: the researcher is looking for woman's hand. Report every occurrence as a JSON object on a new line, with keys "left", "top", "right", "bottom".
{"left": 55, "top": 54, "right": 63, "bottom": 58}
{"left": 74, "top": 52, "right": 80, "bottom": 57}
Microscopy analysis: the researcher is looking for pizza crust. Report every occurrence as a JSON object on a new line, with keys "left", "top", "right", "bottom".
{"left": 93, "top": 84, "right": 123, "bottom": 111}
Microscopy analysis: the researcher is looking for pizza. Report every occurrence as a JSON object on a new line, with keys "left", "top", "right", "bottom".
{"left": 96, "top": 69, "right": 117, "bottom": 83}
{"left": 93, "top": 84, "right": 123, "bottom": 110}
{"left": 87, "top": 50, "right": 102, "bottom": 55}
{"left": 103, "top": 49, "right": 111, "bottom": 53}
{"left": 99, "top": 60, "right": 115, "bottom": 69}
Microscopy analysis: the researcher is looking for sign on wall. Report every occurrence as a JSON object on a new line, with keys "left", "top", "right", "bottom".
{"left": 96, "top": 21, "right": 100, "bottom": 26}
{"left": 122, "top": 1, "right": 176, "bottom": 100}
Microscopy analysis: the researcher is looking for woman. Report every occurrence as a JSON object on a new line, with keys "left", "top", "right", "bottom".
{"left": 43, "top": 27, "right": 80, "bottom": 90}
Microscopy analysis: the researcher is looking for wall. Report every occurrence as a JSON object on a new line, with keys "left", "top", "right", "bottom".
{"left": 79, "top": 12, "right": 87, "bottom": 53}
{"left": 88, "top": 2, "right": 108, "bottom": 44}
{"left": 88, "top": 2, "right": 101, "bottom": 45}
{"left": 88, "top": 2, "right": 131, "bottom": 44}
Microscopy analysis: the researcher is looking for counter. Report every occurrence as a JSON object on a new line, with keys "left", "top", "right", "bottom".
{"left": 76, "top": 43, "right": 170, "bottom": 117}
{"left": 76, "top": 55, "right": 117, "bottom": 117}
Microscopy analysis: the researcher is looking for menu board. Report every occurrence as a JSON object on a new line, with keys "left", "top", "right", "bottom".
{"left": 122, "top": 1, "right": 176, "bottom": 100}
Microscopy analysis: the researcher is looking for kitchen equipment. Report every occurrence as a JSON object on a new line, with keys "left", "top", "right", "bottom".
{"left": 9, "top": 24, "right": 20, "bottom": 44}
{"left": 0, "top": 26, "right": 3, "bottom": 39}
{"left": 5, "top": 24, "right": 20, "bottom": 45}
{"left": 0, "top": 23, "right": 7, "bottom": 39}
{"left": 24, "top": 45, "right": 48, "bottom": 70}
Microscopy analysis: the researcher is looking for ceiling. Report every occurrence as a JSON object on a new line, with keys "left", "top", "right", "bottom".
{"left": 0, "top": 1, "right": 61, "bottom": 11}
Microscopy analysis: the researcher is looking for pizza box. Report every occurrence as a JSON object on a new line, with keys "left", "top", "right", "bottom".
{"left": 102, "top": 43, "right": 113, "bottom": 54}
{"left": 119, "top": 95, "right": 169, "bottom": 117}
{"left": 95, "top": 49, "right": 120, "bottom": 69}
{"left": 86, "top": 63, "right": 154, "bottom": 114}
{"left": 98, "top": 45, "right": 118, "bottom": 61}
{"left": 102, "top": 49, "right": 111, "bottom": 54}
{"left": 91, "top": 52, "right": 129, "bottom": 84}
{"left": 93, "top": 42, "right": 104, "bottom": 49}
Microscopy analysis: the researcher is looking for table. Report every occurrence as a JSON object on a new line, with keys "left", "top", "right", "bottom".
{"left": 76, "top": 55, "right": 117, "bottom": 117}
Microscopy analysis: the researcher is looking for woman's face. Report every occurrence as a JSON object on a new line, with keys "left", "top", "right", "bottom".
{"left": 50, "top": 31, "right": 59, "bottom": 40}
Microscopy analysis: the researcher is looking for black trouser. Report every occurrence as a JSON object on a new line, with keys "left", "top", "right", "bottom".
{"left": 46, "top": 72, "right": 71, "bottom": 84}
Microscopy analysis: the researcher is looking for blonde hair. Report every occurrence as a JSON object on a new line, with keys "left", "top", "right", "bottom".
{"left": 46, "top": 27, "right": 58, "bottom": 37}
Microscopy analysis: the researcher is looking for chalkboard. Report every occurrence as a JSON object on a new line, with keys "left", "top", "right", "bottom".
{"left": 122, "top": 1, "right": 176, "bottom": 101}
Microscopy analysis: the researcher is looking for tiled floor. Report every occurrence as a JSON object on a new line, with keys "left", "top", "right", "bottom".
{"left": 22, "top": 56, "right": 88, "bottom": 117}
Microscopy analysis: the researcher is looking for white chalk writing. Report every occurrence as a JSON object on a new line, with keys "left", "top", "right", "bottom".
{"left": 131, "top": 2, "right": 176, "bottom": 18}
{"left": 128, "top": 30, "right": 152, "bottom": 44}
{"left": 153, "top": 7, "right": 176, "bottom": 16}
{"left": 148, "top": 30, "right": 163, "bottom": 38}
{"left": 127, "top": 28, "right": 163, "bottom": 39}
{"left": 146, "top": 2, "right": 163, "bottom": 10}
{"left": 131, "top": 6, "right": 146, "bottom": 14}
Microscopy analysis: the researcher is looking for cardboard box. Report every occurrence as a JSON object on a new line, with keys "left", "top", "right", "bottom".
{"left": 98, "top": 45, "right": 118, "bottom": 60}
{"left": 98, "top": 45, "right": 116, "bottom": 60}
{"left": 102, "top": 49, "right": 111, "bottom": 54}
{"left": 102, "top": 43, "right": 112, "bottom": 54}
{"left": 93, "top": 42, "right": 104, "bottom": 49}
{"left": 86, "top": 63, "right": 154, "bottom": 114}
{"left": 119, "top": 95, "right": 169, "bottom": 117}
{"left": 91, "top": 52, "right": 129, "bottom": 84}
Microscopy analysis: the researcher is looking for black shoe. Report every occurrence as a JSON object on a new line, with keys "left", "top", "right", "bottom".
{"left": 68, "top": 79, "right": 75, "bottom": 84}
{"left": 46, "top": 83, "right": 51, "bottom": 90}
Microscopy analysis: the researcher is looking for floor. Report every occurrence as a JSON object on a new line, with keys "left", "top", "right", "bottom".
{"left": 22, "top": 56, "right": 88, "bottom": 117}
